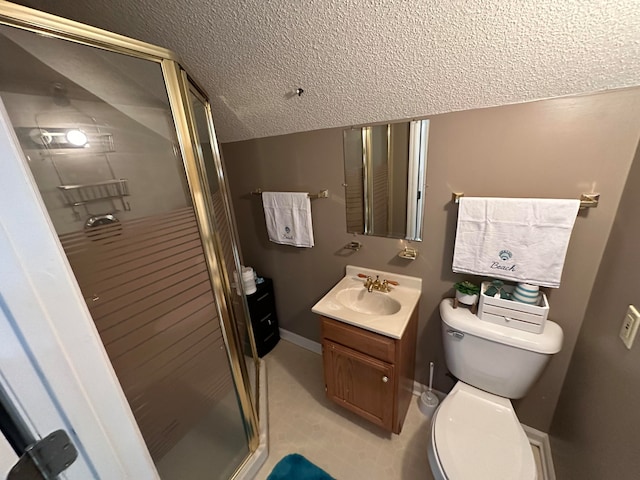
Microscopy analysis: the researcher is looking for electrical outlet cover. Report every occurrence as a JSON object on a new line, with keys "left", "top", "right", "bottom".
{"left": 619, "top": 305, "right": 640, "bottom": 349}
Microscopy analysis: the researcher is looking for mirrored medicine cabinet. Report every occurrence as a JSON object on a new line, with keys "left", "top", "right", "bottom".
{"left": 343, "top": 119, "right": 429, "bottom": 241}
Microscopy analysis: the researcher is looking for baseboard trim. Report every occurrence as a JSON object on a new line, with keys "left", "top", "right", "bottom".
{"left": 522, "top": 424, "right": 556, "bottom": 480}
{"left": 279, "top": 328, "right": 322, "bottom": 354}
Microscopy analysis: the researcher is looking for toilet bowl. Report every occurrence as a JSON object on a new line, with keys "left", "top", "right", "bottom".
{"left": 427, "top": 299, "right": 563, "bottom": 479}
{"left": 427, "top": 382, "right": 536, "bottom": 480}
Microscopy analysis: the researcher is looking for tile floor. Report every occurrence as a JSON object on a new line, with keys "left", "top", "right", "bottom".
{"left": 254, "top": 340, "right": 434, "bottom": 480}
{"left": 254, "top": 339, "right": 545, "bottom": 480}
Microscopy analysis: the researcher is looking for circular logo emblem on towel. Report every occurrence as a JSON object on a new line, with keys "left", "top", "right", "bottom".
{"left": 499, "top": 249, "right": 513, "bottom": 261}
{"left": 282, "top": 226, "right": 293, "bottom": 240}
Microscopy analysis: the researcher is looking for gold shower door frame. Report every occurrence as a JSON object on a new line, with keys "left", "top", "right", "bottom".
{"left": 0, "top": 0, "right": 260, "bottom": 469}
{"left": 176, "top": 73, "right": 262, "bottom": 442}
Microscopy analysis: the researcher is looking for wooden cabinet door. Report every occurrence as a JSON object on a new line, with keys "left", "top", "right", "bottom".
{"left": 323, "top": 339, "right": 395, "bottom": 430}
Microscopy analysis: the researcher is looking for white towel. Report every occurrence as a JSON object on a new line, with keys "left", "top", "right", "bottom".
{"left": 262, "top": 192, "right": 315, "bottom": 248}
{"left": 452, "top": 197, "right": 580, "bottom": 288}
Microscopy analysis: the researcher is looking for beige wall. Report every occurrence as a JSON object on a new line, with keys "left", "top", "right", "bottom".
{"left": 222, "top": 88, "right": 640, "bottom": 431}
{"left": 550, "top": 141, "right": 640, "bottom": 477}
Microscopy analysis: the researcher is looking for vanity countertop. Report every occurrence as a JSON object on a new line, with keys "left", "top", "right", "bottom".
{"left": 311, "top": 265, "right": 422, "bottom": 339}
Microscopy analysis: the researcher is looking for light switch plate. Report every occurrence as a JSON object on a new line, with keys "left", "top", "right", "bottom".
{"left": 619, "top": 305, "right": 640, "bottom": 349}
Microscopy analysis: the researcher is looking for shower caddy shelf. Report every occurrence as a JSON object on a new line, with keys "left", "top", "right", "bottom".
{"left": 37, "top": 131, "right": 115, "bottom": 157}
{"left": 35, "top": 124, "right": 128, "bottom": 219}
{"left": 57, "top": 178, "right": 131, "bottom": 214}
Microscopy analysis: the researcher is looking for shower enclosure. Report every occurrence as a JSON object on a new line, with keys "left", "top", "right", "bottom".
{"left": 0, "top": 3, "right": 261, "bottom": 479}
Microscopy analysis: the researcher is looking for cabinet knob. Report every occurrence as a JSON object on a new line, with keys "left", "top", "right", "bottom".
{"left": 382, "top": 376, "right": 388, "bottom": 383}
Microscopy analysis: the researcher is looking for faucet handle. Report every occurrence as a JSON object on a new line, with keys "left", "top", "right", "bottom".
{"left": 385, "top": 279, "right": 399, "bottom": 286}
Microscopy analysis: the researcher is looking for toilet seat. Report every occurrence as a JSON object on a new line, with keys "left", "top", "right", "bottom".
{"left": 430, "top": 382, "right": 536, "bottom": 480}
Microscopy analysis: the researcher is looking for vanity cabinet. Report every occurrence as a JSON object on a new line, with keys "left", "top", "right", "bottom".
{"left": 320, "top": 306, "right": 418, "bottom": 434}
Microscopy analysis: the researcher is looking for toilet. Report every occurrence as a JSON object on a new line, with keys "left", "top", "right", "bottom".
{"left": 427, "top": 299, "right": 563, "bottom": 480}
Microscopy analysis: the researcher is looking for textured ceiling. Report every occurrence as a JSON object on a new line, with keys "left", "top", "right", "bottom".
{"left": 12, "top": 0, "right": 640, "bottom": 143}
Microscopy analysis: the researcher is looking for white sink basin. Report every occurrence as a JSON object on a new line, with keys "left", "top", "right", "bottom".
{"left": 335, "top": 287, "right": 401, "bottom": 316}
{"left": 311, "top": 265, "right": 422, "bottom": 339}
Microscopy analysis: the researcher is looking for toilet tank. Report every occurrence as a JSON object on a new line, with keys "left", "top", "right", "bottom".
{"left": 439, "top": 299, "right": 563, "bottom": 399}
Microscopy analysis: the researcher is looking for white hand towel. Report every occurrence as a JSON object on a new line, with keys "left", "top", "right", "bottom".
{"left": 262, "top": 192, "right": 315, "bottom": 248}
{"left": 452, "top": 197, "right": 580, "bottom": 287}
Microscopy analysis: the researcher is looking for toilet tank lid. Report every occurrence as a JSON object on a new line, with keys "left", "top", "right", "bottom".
{"left": 440, "top": 299, "right": 563, "bottom": 354}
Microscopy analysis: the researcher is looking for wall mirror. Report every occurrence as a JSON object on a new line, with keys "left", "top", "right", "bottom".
{"left": 343, "top": 119, "right": 429, "bottom": 241}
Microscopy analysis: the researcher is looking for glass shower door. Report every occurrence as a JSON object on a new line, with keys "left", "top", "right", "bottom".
{"left": 0, "top": 21, "right": 252, "bottom": 480}
{"left": 186, "top": 84, "right": 260, "bottom": 410}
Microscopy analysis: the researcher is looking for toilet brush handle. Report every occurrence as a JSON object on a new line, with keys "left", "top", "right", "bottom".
{"left": 428, "top": 361, "right": 435, "bottom": 393}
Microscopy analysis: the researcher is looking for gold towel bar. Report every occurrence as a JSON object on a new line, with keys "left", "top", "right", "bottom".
{"left": 251, "top": 188, "right": 329, "bottom": 199}
{"left": 451, "top": 192, "right": 600, "bottom": 210}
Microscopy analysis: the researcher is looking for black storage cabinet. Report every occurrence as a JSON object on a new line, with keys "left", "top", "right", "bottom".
{"left": 246, "top": 278, "right": 280, "bottom": 357}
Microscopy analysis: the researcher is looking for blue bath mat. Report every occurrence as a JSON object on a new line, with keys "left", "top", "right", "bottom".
{"left": 267, "top": 454, "right": 334, "bottom": 480}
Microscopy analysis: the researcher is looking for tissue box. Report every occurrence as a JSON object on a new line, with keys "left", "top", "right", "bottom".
{"left": 477, "top": 282, "right": 549, "bottom": 334}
